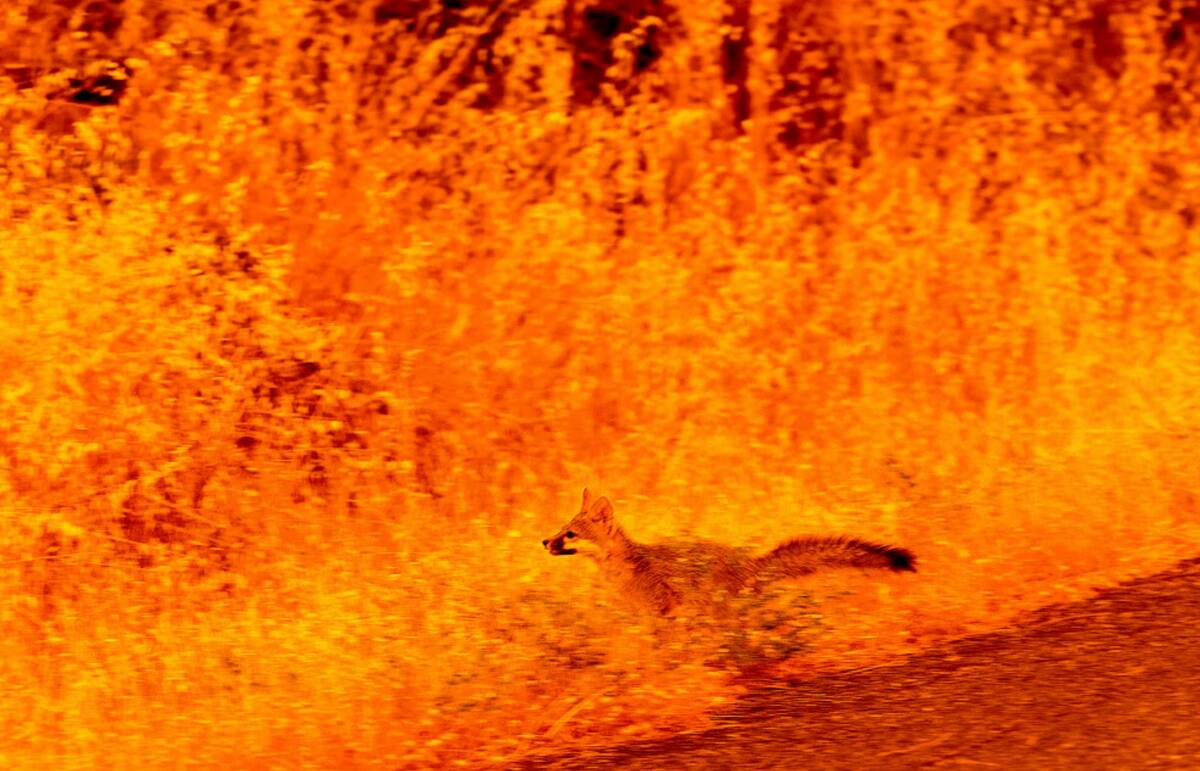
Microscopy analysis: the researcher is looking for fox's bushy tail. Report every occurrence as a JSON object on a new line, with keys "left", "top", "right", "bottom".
{"left": 753, "top": 536, "right": 916, "bottom": 582}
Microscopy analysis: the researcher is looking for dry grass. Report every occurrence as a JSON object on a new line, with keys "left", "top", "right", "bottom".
{"left": 2, "top": 0, "right": 1199, "bottom": 767}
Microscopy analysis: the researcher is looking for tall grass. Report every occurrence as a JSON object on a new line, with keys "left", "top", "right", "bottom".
{"left": 2, "top": 0, "right": 1199, "bottom": 767}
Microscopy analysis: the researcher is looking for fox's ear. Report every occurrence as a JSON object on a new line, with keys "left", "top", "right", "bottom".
{"left": 588, "top": 497, "right": 614, "bottom": 523}
{"left": 580, "top": 488, "right": 592, "bottom": 512}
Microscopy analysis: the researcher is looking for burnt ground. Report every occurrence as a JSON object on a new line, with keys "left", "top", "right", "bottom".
{"left": 518, "top": 557, "right": 1200, "bottom": 770}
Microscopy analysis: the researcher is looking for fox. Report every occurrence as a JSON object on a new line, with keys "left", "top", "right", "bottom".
{"left": 543, "top": 489, "right": 916, "bottom": 616}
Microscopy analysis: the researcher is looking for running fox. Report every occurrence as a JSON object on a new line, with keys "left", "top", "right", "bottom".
{"left": 543, "top": 489, "right": 916, "bottom": 616}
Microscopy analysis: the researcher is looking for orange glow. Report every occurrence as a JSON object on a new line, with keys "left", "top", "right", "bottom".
{"left": 2, "top": 0, "right": 1199, "bottom": 767}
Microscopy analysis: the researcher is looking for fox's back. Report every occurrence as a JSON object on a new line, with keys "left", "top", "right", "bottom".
{"left": 631, "top": 539, "right": 757, "bottom": 600}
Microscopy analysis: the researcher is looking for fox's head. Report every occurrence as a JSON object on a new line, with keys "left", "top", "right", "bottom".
{"left": 542, "top": 489, "right": 618, "bottom": 556}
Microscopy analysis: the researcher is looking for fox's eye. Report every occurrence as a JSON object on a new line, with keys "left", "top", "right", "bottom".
{"left": 566, "top": 531, "right": 576, "bottom": 539}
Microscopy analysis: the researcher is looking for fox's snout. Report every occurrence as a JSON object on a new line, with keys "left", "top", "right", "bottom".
{"left": 542, "top": 533, "right": 577, "bottom": 555}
